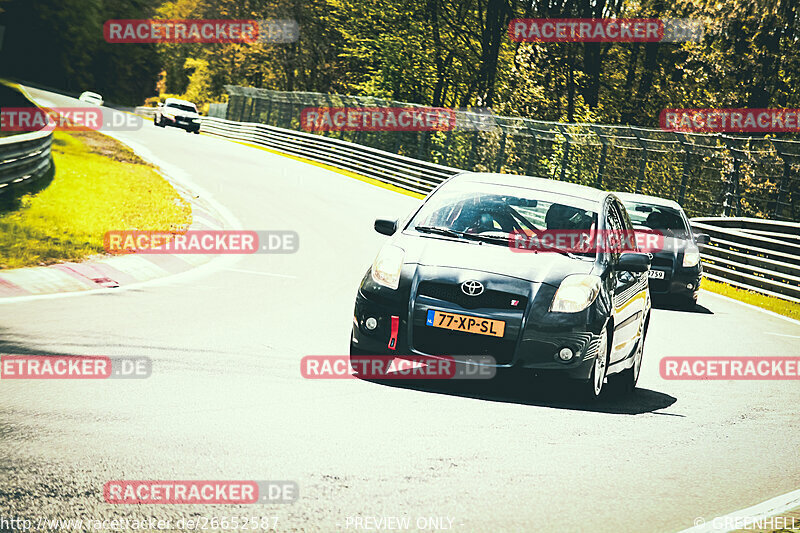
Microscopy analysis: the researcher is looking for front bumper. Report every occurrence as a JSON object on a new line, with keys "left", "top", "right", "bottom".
{"left": 163, "top": 118, "right": 200, "bottom": 132}
{"left": 649, "top": 265, "right": 701, "bottom": 300}
{"left": 351, "top": 269, "right": 606, "bottom": 381}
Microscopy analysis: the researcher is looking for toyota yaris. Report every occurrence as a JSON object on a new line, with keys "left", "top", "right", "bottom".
{"left": 350, "top": 172, "right": 652, "bottom": 399}
{"left": 617, "top": 192, "right": 710, "bottom": 309}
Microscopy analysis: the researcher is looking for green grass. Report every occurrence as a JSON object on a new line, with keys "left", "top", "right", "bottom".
{"left": 0, "top": 130, "right": 191, "bottom": 269}
{"left": 702, "top": 278, "right": 800, "bottom": 321}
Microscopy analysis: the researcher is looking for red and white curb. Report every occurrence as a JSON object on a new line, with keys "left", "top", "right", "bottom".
{"left": 0, "top": 165, "right": 228, "bottom": 299}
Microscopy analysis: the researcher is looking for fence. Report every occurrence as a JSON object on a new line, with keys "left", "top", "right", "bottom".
{"left": 221, "top": 85, "right": 800, "bottom": 222}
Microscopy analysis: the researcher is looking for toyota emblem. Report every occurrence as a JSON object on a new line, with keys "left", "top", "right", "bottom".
{"left": 461, "top": 280, "right": 484, "bottom": 296}
{"left": 647, "top": 253, "right": 654, "bottom": 260}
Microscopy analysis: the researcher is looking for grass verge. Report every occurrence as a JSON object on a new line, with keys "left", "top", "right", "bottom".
{"left": 0, "top": 130, "right": 191, "bottom": 269}
{"left": 702, "top": 277, "right": 800, "bottom": 321}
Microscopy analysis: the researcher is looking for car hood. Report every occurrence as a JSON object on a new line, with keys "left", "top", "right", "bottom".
{"left": 395, "top": 233, "right": 594, "bottom": 286}
{"left": 165, "top": 109, "right": 199, "bottom": 119}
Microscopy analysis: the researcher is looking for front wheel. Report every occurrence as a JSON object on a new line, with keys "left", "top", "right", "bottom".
{"left": 582, "top": 326, "right": 609, "bottom": 401}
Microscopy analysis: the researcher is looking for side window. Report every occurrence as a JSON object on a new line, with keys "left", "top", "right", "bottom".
{"left": 604, "top": 200, "right": 622, "bottom": 263}
{"left": 615, "top": 200, "right": 638, "bottom": 252}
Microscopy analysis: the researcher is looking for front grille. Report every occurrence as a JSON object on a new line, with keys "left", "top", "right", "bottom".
{"left": 651, "top": 254, "right": 674, "bottom": 269}
{"left": 417, "top": 281, "right": 527, "bottom": 310}
{"left": 412, "top": 326, "right": 515, "bottom": 364}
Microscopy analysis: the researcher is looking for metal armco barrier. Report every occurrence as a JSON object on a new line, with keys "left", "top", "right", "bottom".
{"left": 133, "top": 107, "right": 800, "bottom": 303}
{"left": 0, "top": 127, "right": 52, "bottom": 194}
{"left": 0, "top": 83, "right": 54, "bottom": 194}
{"left": 691, "top": 217, "right": 800, "bottom": 303}
{"left": 197, "top": 115, "right": 459, "bottom": 195}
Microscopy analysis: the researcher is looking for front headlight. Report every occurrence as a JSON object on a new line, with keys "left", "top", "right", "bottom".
{"left": 683, "top": 246, "right": 701, "bottom": 267}
{"left": 371, "top": 245, "right": 405, "bottom": 290}
{"left": 550, "top": 274, "right": 602, "bottom": 313}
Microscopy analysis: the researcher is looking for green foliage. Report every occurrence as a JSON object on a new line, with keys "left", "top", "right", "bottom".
{"left": 0, "top": 0, "right": 162, "bottom": 105}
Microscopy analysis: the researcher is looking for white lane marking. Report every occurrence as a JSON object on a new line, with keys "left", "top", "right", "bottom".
{"left": 700, "top": 290, "right": 800, "bottom": 327}
{"left": 677, "top": 487, "right": 800, "bottom": 532}
{"left": 765, "top": 331, "right": 800, "bottom": 339}
{"left": 224, "top": 268, "right": 297, "bottom": 279}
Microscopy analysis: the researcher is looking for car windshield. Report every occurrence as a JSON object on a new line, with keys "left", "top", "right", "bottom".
{"left": 166, "top": 103, "right": 197, "bottom": 112}
{"left": 624, "top": 202, "right": 689, "bottom": 239}
{"left": 409, "top": 180, "right": 598, "bottom": 254}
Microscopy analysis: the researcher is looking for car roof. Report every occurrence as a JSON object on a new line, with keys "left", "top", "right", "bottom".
{"left": 450, "top": 172, "right": 610, "bottom": 204}
{"left": 81, "top": 91, "right": 101, "bottom": 97}
{"left": 164, "top": 98, "right": 196, "bottom": 106}
{"left": 615, "top": 191, "right": 684, "bottom": 211}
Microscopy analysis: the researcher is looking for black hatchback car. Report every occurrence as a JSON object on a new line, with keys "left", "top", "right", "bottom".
{"left": 350, "top": 173, "right": 652, "bottom": 399}
{"left": 616, "top": 192, "right": 710, "bottom": 309}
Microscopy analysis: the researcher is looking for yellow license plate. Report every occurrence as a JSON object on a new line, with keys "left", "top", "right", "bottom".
{"left": 426, "top": 310, "right": 505, "bottom": 337}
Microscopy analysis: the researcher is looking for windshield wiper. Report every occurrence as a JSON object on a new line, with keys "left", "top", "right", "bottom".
{"left": 416, "top": 226, "right": 511, "bottom": 247}
{"left": 457, "top": 231, "right": 511, "bottom": 246}
{"left": 414, "top": 226, "right": 464, "bottom": 238}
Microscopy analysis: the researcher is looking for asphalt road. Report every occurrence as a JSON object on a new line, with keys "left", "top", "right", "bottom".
{"left": 1, "top": 88, "right": 799, "bottom": 533}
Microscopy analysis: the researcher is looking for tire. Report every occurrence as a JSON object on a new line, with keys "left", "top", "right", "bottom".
{"left": 582, "top": 325, "right": 609, "bottom": 401}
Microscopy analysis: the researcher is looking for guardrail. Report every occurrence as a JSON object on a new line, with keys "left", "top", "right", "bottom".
{"left": 197, "top": 115, "right": 459, "bottom": 195}
{"left": 0, "top": 85, "right": 54, "bottom": 194}
{"left": 691, "top": 217, "right": 800, "bottom": 303}
{"left": 0, "top": 124, "right": 53, "bottom": 194}
{"left": 133, "top": 108, "right": 800, "bottom": 304}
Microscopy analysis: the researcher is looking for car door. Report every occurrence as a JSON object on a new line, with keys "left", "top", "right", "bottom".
{"left": 607, "top": 200, "right": 644, "bottom": 364}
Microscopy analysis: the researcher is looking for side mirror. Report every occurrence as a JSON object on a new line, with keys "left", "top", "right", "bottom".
{"left": 374, "top": 218, "right": 398, "bottom": 236}
{"left": 618, "top": 252, "right": 651, "bottom": 273}
{"left": 695, "top": 233, "right": 710, "bottom": 245}
{"left": 157, "top": 102, "right": 164, "bottom": 107}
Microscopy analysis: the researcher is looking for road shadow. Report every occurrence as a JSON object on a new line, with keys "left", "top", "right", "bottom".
{"left": 0, "top": 157, "right": 55, "bottom": 214}
{"left": 360, "top": 369, "right": 677, "bottom": 415}
{"left": 651, "top": 297, "right": 713, "bottom": 315}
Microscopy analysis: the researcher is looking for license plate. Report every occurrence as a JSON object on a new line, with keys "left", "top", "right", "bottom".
{"left": 648, "top": 269, "right": 665, "bottom": 279}
{"left": 426, "top": 310, "right": 505, "bottom": 337}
